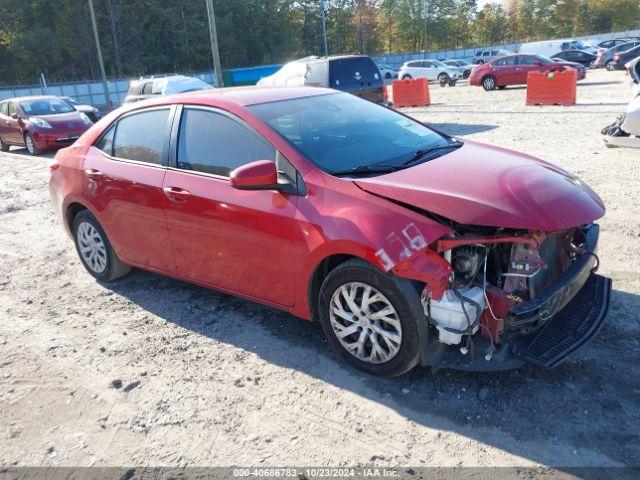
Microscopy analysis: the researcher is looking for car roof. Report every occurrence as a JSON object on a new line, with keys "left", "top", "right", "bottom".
{"left": 125, "top": 85, "right": 337, "bottom": 110}
{"left": 0, "top": 95, "right": 61, "bottom": 102}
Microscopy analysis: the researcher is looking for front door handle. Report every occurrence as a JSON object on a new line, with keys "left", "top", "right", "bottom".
{"left": 163, "top": 186, "right": 191, "bottom": 203}
{"left": 84, "top": 169, "right": 106, "bottom": 181}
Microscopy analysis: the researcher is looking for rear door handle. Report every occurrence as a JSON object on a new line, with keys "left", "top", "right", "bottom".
{"left": 84, "top": 169, "right": 106, "bottom": 181}
{"left": 163, "top": 186, "right": 191, "bottom": 203}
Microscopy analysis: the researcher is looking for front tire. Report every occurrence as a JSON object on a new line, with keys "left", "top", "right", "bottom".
{"left": 72, "top": 210, "right": 131, "bottom": 281}
{"left": 605, "top": 60, "right": 615, "bottom": 71}
{"left": 482, "top": 75, "right": 497, "bottom": 91}
{"left": 401, "top": 74, "right": 412, "bottom": 80}
{"left": 24, "top": 133, "right": 41, "bottom": 156}
{"left": 318, "top": 259, "right": 422, "bottom": 377}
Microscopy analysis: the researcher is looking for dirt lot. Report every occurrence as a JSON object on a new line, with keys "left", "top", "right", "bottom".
{"left": 0, "top": 69, "right": 639, "bottom": 469}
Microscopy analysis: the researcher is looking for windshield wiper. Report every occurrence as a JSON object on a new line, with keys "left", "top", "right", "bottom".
{"left": 403, "top": 140, "right": 463, "bottom": 166}
{"left": 331, "top": 164, "right": 400, "bottom": 176}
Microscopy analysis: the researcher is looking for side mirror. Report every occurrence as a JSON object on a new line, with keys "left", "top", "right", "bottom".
{"left": 11, "top": 113, "right": 19, "bottom": 119}
{"left": 230, "top": 160, "right": 278, "bottom": 191}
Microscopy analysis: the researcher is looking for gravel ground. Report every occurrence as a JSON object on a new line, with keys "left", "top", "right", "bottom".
{"left": 0, "top": 69, "right": 638, "bottom": 469}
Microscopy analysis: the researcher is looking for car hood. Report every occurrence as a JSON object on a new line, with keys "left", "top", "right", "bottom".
{"left": 354, "top": 140, "right": 605, "bottom": 231}
{"left": 29, "top": 112, "right": 86, "bottom": 129}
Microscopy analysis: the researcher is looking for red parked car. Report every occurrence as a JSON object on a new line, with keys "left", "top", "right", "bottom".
{"left": 49, "top": 87, "right": 611, "bottom": 376}
{"left": 0, "top": 96, "right": 93, "bottom": 155}
{"left": 469, "top": 54, "right": 586, "bottom": 91}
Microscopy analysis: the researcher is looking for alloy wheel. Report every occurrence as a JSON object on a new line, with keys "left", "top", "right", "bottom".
{"left": 25, "top": 135, "right": 36, "bottom": 154}
{"left": 329, "top": 282, "right": 402, "bottom": 364}
{"left": 76, "top": 221, "right": 107, "bottom": 274}
{"left": 483, "top": 76, "right": 496, "bottom": 90}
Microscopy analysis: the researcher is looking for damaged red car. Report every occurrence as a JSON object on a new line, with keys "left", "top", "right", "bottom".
{"left": 49, "top": 87, "right": 611, "bottom": 376}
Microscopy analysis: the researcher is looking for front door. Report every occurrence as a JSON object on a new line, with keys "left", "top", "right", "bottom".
{"left": 4, "top": 102, "right": 24, "bottom": 144}
{"left": 162, "top": 106, "right": 299, "bottom": 306}
{"left": 514, "top": 55, "right": 545, "bottom": 84}
{"left": 81, "top": 107, "right": 176, "bottom": 271}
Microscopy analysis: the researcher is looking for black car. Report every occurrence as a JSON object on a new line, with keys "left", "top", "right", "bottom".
{"left": 611, "top": 45, "right": 640, "bottom": 70}
{"left": 596, "top": 39, "right": 631, "bottom": 50}
{"left": 552, "top": 50, "right": 597, "bottom": 67}
{"left": 594, "top": 41, "right": 640, "bottom": 70}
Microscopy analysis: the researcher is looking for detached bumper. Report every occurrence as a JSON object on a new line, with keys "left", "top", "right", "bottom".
{"left": 505, "top": 223, "right": 612, "bottom": 367}
{"left": 508, "top": 273, "right": 611, "bottom": 367}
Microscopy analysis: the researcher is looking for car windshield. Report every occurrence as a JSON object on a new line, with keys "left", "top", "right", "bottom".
{"left": 19, "top": 98, "right": 75, "bottom": 116}
{"left": 249, "top": 92, "right": 457, "bottom": 175}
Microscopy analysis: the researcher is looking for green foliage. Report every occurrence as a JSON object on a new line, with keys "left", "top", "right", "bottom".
{"left": 0, "top": 0, "right": 637, "bottom": 85}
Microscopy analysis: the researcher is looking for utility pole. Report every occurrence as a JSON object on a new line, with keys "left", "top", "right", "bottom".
{"left": 423, "top": 0, "right": 429, "bottom": 59}
{"left": 87, "top": 0, "right": 112, "bottom": 108}
{"left": 321, "top": 1, "right": 329, "bottom": 57}
{"left": 206, "top": 0, "right": 224, "bottom": 88}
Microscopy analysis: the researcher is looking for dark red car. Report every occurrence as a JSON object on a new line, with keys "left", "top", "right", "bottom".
{"left": 469, "top": 54, "right": 586, "bottom": 91}
{"left": 49, "top": 87, "right": 611, "bottom": 376}
{"left": 0, "top": 96, "right": 92, "bottom": 155}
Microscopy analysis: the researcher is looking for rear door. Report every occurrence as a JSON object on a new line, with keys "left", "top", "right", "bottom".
{"left": 161, "top": 106, "right": 300, "bottom": 306}
{"left": 491, "top": 56, "right": 517, "bottom": 84}
{"left": 329, "top": 57, "right": 383, "bottom": 103}
{"left": 0, "top": 102, "right": 10, "bottom": 143}
{"left": 81, "top": 107, "right": 176, "bottom": 271}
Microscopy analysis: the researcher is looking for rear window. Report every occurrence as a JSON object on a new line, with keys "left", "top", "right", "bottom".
{"left": 329, "top": 57, "right": 380, "bottom": 88}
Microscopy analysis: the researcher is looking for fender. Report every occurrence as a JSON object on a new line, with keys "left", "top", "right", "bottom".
{"left": 289, "top": 169, "right": 453, "bottom": 319}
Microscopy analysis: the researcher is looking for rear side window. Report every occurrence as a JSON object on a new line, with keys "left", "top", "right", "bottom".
{"left": 8, "top": 102, "right": 17, "bottom": 116}
{"left": 112, "top": 109, "right": 169, "bottom": 164}
{"left": 329, "top": 58, "right": 380, "bottom": 88}
{"left": 95, "top": 126, "right": 115, "bottom": 155}
{"left": 142, "top": 82, "right": 154, "bottom": 95}
{"left": 0, "top": 102, "right": 7, "bottom": 116}
{"left": 177, "top": 108, "right": 275, "bottom": 177}
{"left": 493, "top": 57, "right": 515, "bottom": 66}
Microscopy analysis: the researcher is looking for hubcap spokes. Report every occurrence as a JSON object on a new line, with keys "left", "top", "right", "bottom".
{"left": 26, "top": 137, "right": 34, "bottom": 153}
{"left": 329, "top": 282, "right": 402, "bottom": 364}
{"left": 77, "top": 222, "right": 107, "bottom": 273}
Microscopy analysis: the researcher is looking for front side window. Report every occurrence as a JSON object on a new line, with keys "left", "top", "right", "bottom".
{"left": 177, "top": 108, "right": 276, "bottom": 177}
{"left": 8, "top": 102, "right": 17, "bottom": 116}
{"left": 249, "top": 92, "right": 455, "bottom": 175}
{"left": 112, "top": 109, "right": 169, "bottom": 164}
{"left": 142, "top": 82, "right": 154, "bottom": 95}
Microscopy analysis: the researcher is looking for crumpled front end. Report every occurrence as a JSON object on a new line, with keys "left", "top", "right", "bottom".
{"left": 418, "top": 223, "right": 611, "bottom": 371}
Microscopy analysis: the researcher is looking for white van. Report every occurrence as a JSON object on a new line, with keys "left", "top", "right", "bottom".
{"left": 519, "top": 39, "right": 585, "bottom": 58}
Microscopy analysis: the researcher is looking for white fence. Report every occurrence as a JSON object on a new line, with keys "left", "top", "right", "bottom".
{"left": 1, "top": 29, "right": 638, "bottom": 108}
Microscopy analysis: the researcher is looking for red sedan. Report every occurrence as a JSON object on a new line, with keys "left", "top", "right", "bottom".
{"left": 0, "top": 96, "right": 93, "bottom": 155}
{"left": 49, "top": 87, "right": 611, "bottom": 376}
{"left": 469, "top": 54, "right": 586, "bottom": 91}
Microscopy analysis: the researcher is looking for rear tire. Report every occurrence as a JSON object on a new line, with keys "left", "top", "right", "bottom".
{"left": 24, "top": 133, "right": 40, "bottom": 156}
{"left": 605, "top": 60, "right": 615, "bottom": 71}
{"left": 402, "top": 74, "right": 412, "bottom": 80}
{"left": 463, "top": 70, "right": 471, "bottom": 79}
{"left": 72, "top": 210, "right": 131, "bottom": 282}
{"left": 0, "top": 137, "right": 9, "bottom": 152}
{"left": 482, "top": 75, "right": 497, "bottom": 91}
{"left": 318, "top": 259, "right": 422, "bottom": 377}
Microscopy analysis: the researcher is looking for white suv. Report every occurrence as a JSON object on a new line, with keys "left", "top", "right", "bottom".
{"left": 397, "top": 60, "right": 459, "bottom": 83}
{"left": 472, "top": 49, "right": 512, "bottom": 65}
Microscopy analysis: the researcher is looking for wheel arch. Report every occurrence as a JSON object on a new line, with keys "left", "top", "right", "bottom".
{"left": 65, "top": 201, "right": 89, "bottom": 232}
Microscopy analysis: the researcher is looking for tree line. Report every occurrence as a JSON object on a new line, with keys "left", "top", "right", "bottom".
{"left": 0, "top": 0, "right": 638, "bottom": 86}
